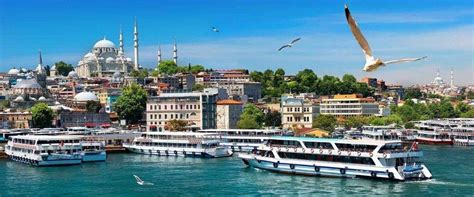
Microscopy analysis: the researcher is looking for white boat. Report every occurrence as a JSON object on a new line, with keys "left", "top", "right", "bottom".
{"left": 123, "top": 132, "right": 233, "bottom": 158}
{"left": 197, "top": 129, "right": 283, "bottom": 152}
{"left": 360, "top": 126, "right": 416, "bottom": 142}
{"left": 414, "top": 120, "right": 453, "bottom": 145}
{"left": 451, "top": 121, "right": 474, "bottom": 146}
{"left": 4, "top": 135, "right": 83, "bottom": 166}
{"left": 239, "top": 136, "right": 432, "bottom": 181}
{"left": 80, "top": 137, "right": 107, "bottom": 162}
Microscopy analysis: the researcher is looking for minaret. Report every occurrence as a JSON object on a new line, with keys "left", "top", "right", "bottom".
{"left": 157, "top": 45, "right": 162, "bottom": 64}
{"left": 38, "top": 50, "right": 43, "bottom": 66}
{"left": 119, "top": 25, "right": 124, "bottom": 54}
{"left": 133, "top": 18, "right": 139, "bottom": 70}
{"left": 173, "top": 38, "right": 178, "bottom": 65}
{"left": 450, "top": 67, "right": 454, "bottom": 88}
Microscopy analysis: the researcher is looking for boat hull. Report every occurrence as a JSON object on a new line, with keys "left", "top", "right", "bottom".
{"left": 9, "top": 155, "right": 82, "bottom": 166}
{"left": 123, "top": 145, "right": 233, "bottom": 158}
{"left": 416, "top": 138, "right": 453, "bottom": 145}
{"left": 238, "top": 154, "right": 431, "bottom": 181}
{"left": 82, "top": 151, "right": 107, "bottom": 162}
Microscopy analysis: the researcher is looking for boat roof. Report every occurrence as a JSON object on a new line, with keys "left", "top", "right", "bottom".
{"left": 269, "top": 136, "right": 400, "bottom": 145}
{"left": 11, "top": 135, "right": 82, "bottom": 141}
{"left": 198, "top": 129, "right": 281, "bottom": 133}
{"left": 144, "top": 132, "right": 215, "bottom": 136}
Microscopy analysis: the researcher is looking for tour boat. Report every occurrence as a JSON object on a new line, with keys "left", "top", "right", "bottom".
{"left": 239, "top": 136, "right": 432, "bottom": 181}
{"left": 360, "top": 126, "right": 416, "bottom": 142}
{"left": 451, "top": 121, "right": 474, "bottom": 146}
{"left": 4, "top": 135, "right": 83, "bottom": 166}
{"left": 123, "top": 132, "right": 233, "bottom": 158}
{"left": 196, "top": 129, "right": 283, "bottom": 152}
{"left": 80, "top": 137, "right": 107, "bottom": 162}
{"left": 414, "top": 120, "right": 453, "bottom": 145}
{"left": 0, "top": 129, "right": 29, "bottom": 142}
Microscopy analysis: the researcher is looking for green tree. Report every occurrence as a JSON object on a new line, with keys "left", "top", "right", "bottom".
{"left": 344, "top": 116, "right": 368, "bottom": 129}
{"left": 31, "top": 103, "right": 53, "bottom": 128}
{"left": 129, "top": 69, "right": 149, "bottom": 80}
{"left": 237, "top": 104, "right": 264, "bottom": 129}
{"left": 312, "top": 115, "right": 337, "bottom": 132}
{"left": 114, "top": 84, "right": 148, "bottom": 124}
{"left": 439, "top": 100, "right": 458, "bottom": 118}
{"left": 86, "top": 101, "right": 102, "bottom": 113}
{"left": 456, "top": 102, "right": 471, "bottom": 113}
{"left": 342, "top": 74, "right": 357, "bottom": 83}
{"left": 157, "top": 60, "right": 178, "bottom": 75}
{"left": 404, "top": 88, "right": 423, "bottom": 99}
{"left": 237, "top": 117, "right": 260, "bottom": 129}
{"left": 404, "top": 122, "right": 415, "bottom": 129}
{"left": 397, "top": 105, "right": 419, "bottom": 122}
{"left": 460, "top": 109, "right": 474, "bottom": 118}
{"left": 190, "top": 65, "right": 205, "bottom": 74}
{"left": 192, "top": 84, "right": 205, "bottom": 91}
{"left": 54, "top": 61, "right": 74, "bottom": 76}
{"left": 264, "top": 110, "right": 281, "bottom": 127}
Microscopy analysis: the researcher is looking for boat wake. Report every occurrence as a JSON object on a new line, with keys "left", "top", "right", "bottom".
{"left": 414, "top": 179, "right": 473, "bottom": 187}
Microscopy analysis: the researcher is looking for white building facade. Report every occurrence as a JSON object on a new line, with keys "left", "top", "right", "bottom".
{"left": 320, "top": 94, "right": 379, "bottom": 117}
{"left": 281, "top": 97, "right": 319, "bottom": 129}
{"left": 216, "top": 100, "right": 243, "bottom": 129}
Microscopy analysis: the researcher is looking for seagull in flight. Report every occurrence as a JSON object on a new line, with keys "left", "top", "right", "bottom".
{"left": 212, "top": 26, "right": 219, "bottom": 33}
{"left": 278, "top": 38, "right": 301, "bottom": 51}
{"left": 134, "top": 175, "right": 154, "bottom": 186}
{"left": 344, "top": 4, "right": 427, "bottom": 72}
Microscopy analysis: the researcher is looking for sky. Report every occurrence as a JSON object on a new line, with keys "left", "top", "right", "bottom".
{"left": 0, "top": 0, "right": 472, "bottom": 86}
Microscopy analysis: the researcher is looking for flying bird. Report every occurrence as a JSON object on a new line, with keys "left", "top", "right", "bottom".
{"left": 133, "top": 175, "right": 154, "bottom": 186}
{"left": 344, "top": 4, "right": 427, "bottom": 72}
{"left": 278, "top": 38, "right": 301, "bottom": 51}
{"left": 212, "top": 27, "right": 219, "bottom": 32}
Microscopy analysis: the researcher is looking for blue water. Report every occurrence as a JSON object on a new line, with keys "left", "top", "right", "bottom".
{"left": 1, "top": 145, "right": 473, "bottom": 196}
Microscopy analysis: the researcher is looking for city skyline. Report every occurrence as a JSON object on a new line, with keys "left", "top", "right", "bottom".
{"left": 0, "top": 0, "right": 472, "bottom": 85}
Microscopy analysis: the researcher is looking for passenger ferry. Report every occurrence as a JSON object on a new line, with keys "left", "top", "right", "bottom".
{"left": 123, "top": 132, "right": 233, "bottom": 158}
{"left": 197, "top": 129, "right": 283, "bottom": 152}
{"left": 414, "top": 120, "right": 453, "bottom": 145}
{"left": 451, "top": 121, "right": 474, "bottom": 146}
{"left": 360, "top": 126, "right": 416, "bottom": 142}
{"left": 4, "top": 135, "right": 83, "bottom": 166}
{"left": 239, "top": 136, "right": 432, "bottom": 181}
{"left": 80, "top": 137, "right": 107, "bottom": 162}
{"left": 0, "top": 129, "right": 29, "bottom": 142}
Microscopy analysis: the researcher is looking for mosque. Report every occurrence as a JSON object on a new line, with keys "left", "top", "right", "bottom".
{"left": 75, "top": 20, "right": 140, "bottom": 78}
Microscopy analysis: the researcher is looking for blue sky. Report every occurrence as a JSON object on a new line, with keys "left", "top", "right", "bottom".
{"left": 0, "top": 0, "right": 472, "bottom": 85}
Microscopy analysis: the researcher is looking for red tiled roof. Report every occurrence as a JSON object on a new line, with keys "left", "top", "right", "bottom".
{"left": 217, "top": 99, "right": 242, "bottom": 105}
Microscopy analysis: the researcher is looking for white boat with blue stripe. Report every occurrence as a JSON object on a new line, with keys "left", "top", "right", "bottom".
{"left": 4, "top": 135, "right": 83, "bottom": 166}
{"left": 239, "top": 136, "right": 432, "bottom": 181}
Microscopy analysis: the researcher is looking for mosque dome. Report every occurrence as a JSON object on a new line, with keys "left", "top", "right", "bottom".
{"left": 125, "top": 57, "right": 132, "bottom": 62}
{"left": 20, "top": 68, "right": 28, "bottom": 73}
{"left": 94, "top": 39, "right": 116, "bottom": 48}
{"left": 68, "top": 71, "right": 79, "bottom": 79}
{"left": 50, "top": 65, "right": 56, "bottom": 71}
{"left": 30, "top": 97, "right": 37, "bottom": 101}
{"left": 8, "top": 68, "right": 20, "bottom": 75}
{"left": 74, "top": 91, "right": 99, "bottom": 102}
{"left": 38, "top": 96, "right": 47, "bottom": 101}
{"left": 106, "top": 57, "right": 115, "bottom": 63}
{"left": 14, "top": 96, "right": 24, "bottom": 102}
{"left": 13, "top": 79, "right": 42, "bottom": 89}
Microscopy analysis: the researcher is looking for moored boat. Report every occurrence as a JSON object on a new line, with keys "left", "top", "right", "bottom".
{"left": 197, "top": 129, "right": 283, "bottom": 152}
{"left": 123, "top": 132, "right": 233, "bottom": 158}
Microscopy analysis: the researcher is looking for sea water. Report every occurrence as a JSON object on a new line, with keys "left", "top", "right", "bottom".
{"left": 1, "top": 145, "right": 473, "bottom": 196}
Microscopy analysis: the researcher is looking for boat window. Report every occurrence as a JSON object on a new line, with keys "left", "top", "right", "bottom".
{"left": 335, "top": 144, "right": 377, "bottom": 152}
{"left": 303, "top": 142, "right": 334, "bottom": 149}
{"left": 378, "top": 143, "right": 405, "bottom": 153}
{"left": 277, "top": 152, "right": 375, "bottom": 165}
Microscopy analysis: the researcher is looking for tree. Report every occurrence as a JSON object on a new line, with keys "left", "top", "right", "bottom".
{"left": 456, "top": 102, "right": 471, "bottom": 114}
{"left": 404, "top": 88, "right": 423, "bottom": 99}
{"left": 157, "top": 60, "right": 178, "bottom": 75}
{"left": 237, "top": 104, "right": 264, "bottom": 129}
{"left": 129, "top": 69, "right": 148, "bottom": 80}
{"left": 264, "top": 110, "right": 281, "bottom": 127}
{"left": 342, "top": 74, "right": 357, "bottom": 83}
{"left": 54, "top": 61, "right": 74, "bottom": 76}
{"left": 344, "top": 116, "right": 368, "bottom": 129}
{"left": 190, "top": 65, "right": 205, "bottom": 74}
{"left": 237, "top": 117, "right": 260, "bottom": 129}
{"left": 165, "top": 119, "right": 188, "bottom": 131}
{"left": 114, "top": 83, "right": 148, "bottom": 124}
{"left": 31, "top": 103, "right": 53, "bottom": 128}
{"left": 460, "top": 109, "right": 474, "bottom": 118}
{"left": 439, "top": 100, "right": 458, "bottom": 118}
{"left": 397, "top": 105, "right": 419, "bottom": 122}
{"left": 86, "top": 101, "right": 102, "bottom": 113}
{"left": 312, "top": 115, "right": 337, "bottom": 132}
{"left": 404, "top": 122, "right": 415, "bottom": 129}
{"left": 192, "top": 84, "right": 205, "bottom": 91}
